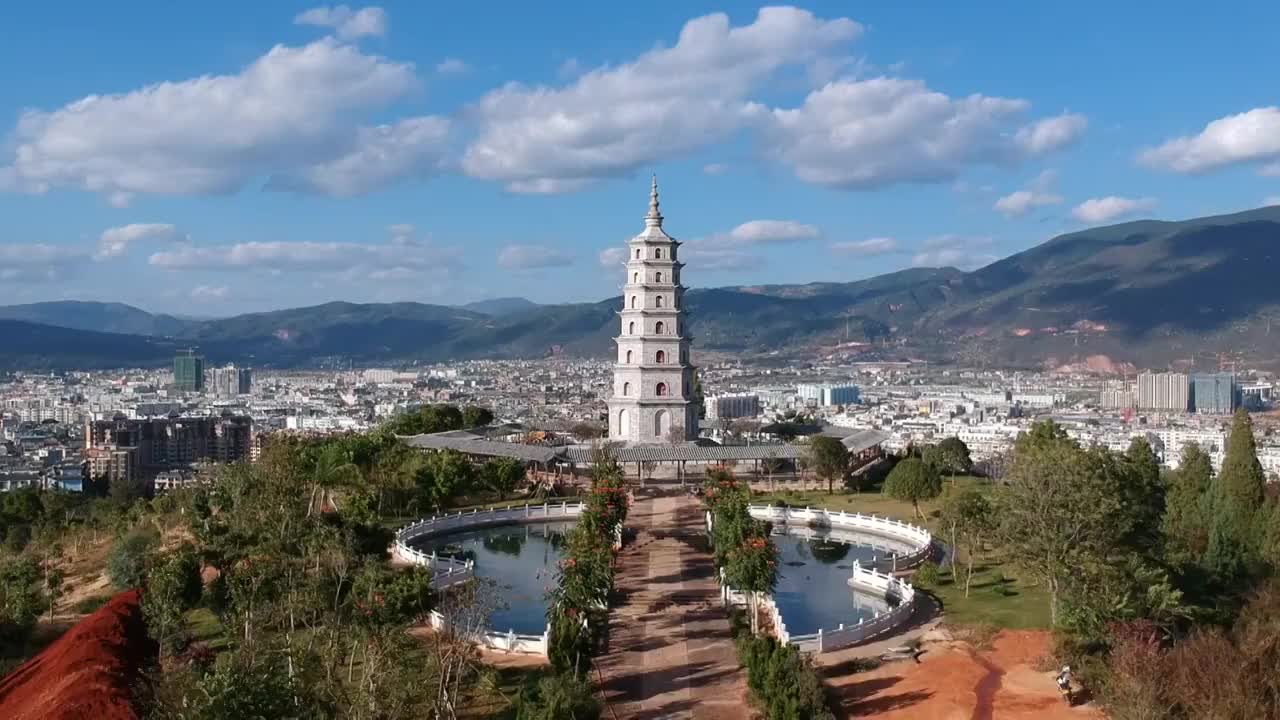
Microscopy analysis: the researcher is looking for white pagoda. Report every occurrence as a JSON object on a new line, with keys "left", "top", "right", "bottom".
{"left": 607, "top": 177, "right": 699, "bottom": 444}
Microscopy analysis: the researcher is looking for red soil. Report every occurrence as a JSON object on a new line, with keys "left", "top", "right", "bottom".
{"left": 0, "top": 589, "right": 156, "bottom": 720}
{"left": 822, "top": 630, "right": 1105, "bottom": 719}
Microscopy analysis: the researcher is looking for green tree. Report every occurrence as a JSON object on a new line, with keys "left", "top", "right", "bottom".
{"left": 1119, "top": 437, "right": 1166, "bottom": 551}
{"left": 1207, "top": 410, "right": 1267, "bottom": 574}
{"left": 925, "top": 437, "right": 974, "bottom": 490}
{"left": 999, "top": 424, "right": 1129, "bottom": 626}
{"left": 143, "top": 545, "right": 203, "bottom": 656}
{"left": 462, "top": 405, "right": 495, "bottom": 428}
{"left": 882, "top": 457, "right": 942, "bottom": 519}
{"left": 416, "top": 450, "right": 476, "bottom": 510}
{"left": 1162, "top": 444, "right": 1214, "bottom": 565}
{"left": 806, "top": 436, "right": 849, "bottom": 495}
{"left": 107, "top": 530, "right": 157, "bottom": 590}
{"left": 480, "top": 457, "right": 525, "bottom": 501}
{"left": 725, "top": 534, "right": 779, "bottom": 635}
{"left": 305, "top": 443, "right": 360, "bottom": 517}
{"left": 940, "top": 488, "right": 993, "bottom": 596}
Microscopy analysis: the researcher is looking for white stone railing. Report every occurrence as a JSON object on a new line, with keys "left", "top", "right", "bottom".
{"left": 748, "top": 504, "right": 933, "bottom": 571}
{"left": 787, "top": 563, "right": 917, "bottom": 653}
{"left": 394, "top": 501, "right": 587, "bottom": 654}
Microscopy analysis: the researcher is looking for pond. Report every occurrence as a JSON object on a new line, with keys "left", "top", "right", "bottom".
{"left": 769, "top": 526, "right": 897, "bottom": 636}
{"left": 412, "top": 521, "right": 574, "bottom": 635}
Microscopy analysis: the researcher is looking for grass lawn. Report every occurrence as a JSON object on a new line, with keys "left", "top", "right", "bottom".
{"left": 752, "top": 479, "right": 1053, "bottom": 630}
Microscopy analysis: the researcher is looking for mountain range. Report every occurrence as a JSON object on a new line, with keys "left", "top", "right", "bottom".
{"left": 2, "top": 206, "right": 1278, "bottom": 372}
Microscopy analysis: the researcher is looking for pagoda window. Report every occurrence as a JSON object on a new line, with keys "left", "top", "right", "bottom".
{"left": 655, "top": 296, "right": 664, "bottom": 308}
{"left": 656, "top": 350, "right": 666, "bottom": 364}
{"left": 630, "top": 296, "right": 637, "bottom": 309}
{"left": 655, "top": 248, "right": 663, "bottom": 259}
{"left": 655, "top": 321, "right": 665, "bottom": 334}
{"left": 634, "top": 248, "right": 641, "bottom": 259}
{"left": 655, "top": 271, "right": 663, "bottom": 282}
{"left": 625, "top": 350, "right": 633, "bottom": 363}
{"left": 623, "top": 381, "right": 631, "bottom": 396}
{"left": 628, "top": 321, "right": 635, "bottom": 334}
{"left": 656, "top": 382, "right": 669, "bottom": 397}
{"left": 633, "top": 272, "right": 639, "bottom": 283}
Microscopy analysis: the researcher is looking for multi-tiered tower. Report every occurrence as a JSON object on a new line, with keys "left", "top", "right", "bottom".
{"left": 608, "top": 177, "right": 698, "bottom": 444}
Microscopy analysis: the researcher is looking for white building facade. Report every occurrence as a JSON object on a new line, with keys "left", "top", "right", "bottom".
{"left": 608, "top": 178, "right": 698, "bottom": 444}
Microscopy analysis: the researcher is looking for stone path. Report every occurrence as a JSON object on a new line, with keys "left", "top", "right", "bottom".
{"left": 597, "top": 493, "right": 749, "bottom": 720}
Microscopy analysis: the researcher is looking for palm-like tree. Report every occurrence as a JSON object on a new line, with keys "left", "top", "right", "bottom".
{"left": 306, "top": 444, "right": 360, "bottom": 518}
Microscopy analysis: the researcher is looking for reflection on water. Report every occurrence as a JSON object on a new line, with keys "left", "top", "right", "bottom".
{"left": 770, "top": 526, "right": 893, "bottom": 636}
{"left": 413, "top": 521, "right": 574, "bottom": 635}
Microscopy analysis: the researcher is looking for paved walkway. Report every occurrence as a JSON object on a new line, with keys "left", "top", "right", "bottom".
{"left": 597, "top": 493, "right": 749, "bottom": 720}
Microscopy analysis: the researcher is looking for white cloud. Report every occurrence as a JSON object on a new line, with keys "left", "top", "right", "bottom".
{"left": 96, "top": 223, "right": 186, "bottom": 259}
{"left": 1014, "top": 113, "right": 1088, "bottom": 155}
{"left": 267, "top": 115, "right": 450, "bottom": 196}
{"left": 598, "top": 247, "right": 628, "bottom": 267}
{"left": 190, "top": 285, "right": 230, "bottom": 301}
{"left": 149, "top": 238, "right": 460, "bottom": 273}
{"left": 1140, "top": 107, "right": 1280, "bottom": 174}
{"left": 461, "top": 7, "right": 861, "bottom": 192}
{"left": 1262, "top": 195, "right": 1280, "bottom": 207}
{"left": 710, "top": 219, "right": 819, "bottom": 247}
{"left": 387, "top": 223, "right": 416, "bottom": 245}
{"left": 680, "top": 246, "right": 762, "bottom": 271}
{"left": 830, "top": 237, "right": 899, "bottom": 256}
{"left": 2, "top": 38, "right": 416, "bottom": 200}
{"left": 703, "top": 163, "right": 729, "bottom": 176}
{"left": 1071, "top": 196, "right": 1157, "bottom": 224}
{"left": 911, "top": 235, "right": 997, "bottom": 270}
{"left": 497, "top": 244, "right": 573, "bottom": 269}
{"left": 294, "top": 5, "right": 388, "bottom": 40}
{"left": 435, "top": 58, "right": 469, "bottom": 75}
{"left": 993, "top": 172, "right": 1063, "bottom": 217}
{"left": 765, "top": 77, "right": 1084, "bottom": 189}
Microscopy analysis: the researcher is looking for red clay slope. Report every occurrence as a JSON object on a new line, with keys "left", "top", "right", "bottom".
{"left": 0, "top": 589, "right": 156, "bottom": 720}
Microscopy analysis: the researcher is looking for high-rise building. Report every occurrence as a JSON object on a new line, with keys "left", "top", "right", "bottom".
{"left": 174, "top": 349, "right": 205, "bottom": 393}
{"left": 704, "top": 394, "right": 761, "bottom": 420}
{"left": 1099, "top": 388, "right": 1137, "bottom": 410}
{"left": 797, "top": 384, "right": 861, "bottom": 407}
{"left": 1190, "top": 373, "right": 1237, "bottom": 414}
{"left": 85, "top": 413, "right": 253, "bottom": 478}
{"left": 608, "top": 178, "right": 698, "bottom": 443}
{"left": 212, "top": 364, "right": 253, "bottom": 398}
{"left": 1136, "top": 372, "right": 1189, "bottom": 412}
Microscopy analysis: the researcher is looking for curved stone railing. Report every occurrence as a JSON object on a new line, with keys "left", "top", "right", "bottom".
{"left": 747, "top": 505, "right": 933, "bottom": 571}
{"left": 785, "top": 563, "right": 917, "bottom": 653}
{"left": 393, "top": 501, "right": 587, "bottom": 655}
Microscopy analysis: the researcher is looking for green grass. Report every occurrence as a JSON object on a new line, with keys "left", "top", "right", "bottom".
{"left": 753, "top": 476, "right": 994, "bottom": 527}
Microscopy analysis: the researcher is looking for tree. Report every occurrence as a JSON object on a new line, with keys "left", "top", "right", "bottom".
{"left": 940, "top": 489, "right": 993, "bottom": 596}
{"left": 143, "top": 545, "right": 203, "bottom": 656}
{"left": 999, "top": 426, "right": 1129, "bottom": 626}
{"left": 1119, "top": 437, "right": 1166, "bottom": 551}
{"left": 1162, "top": 444, "right": 1213, "bottom": 565}
{"left": 481, "top": 457, "right": 525, "bottom": 501}
{"left": 926, "top": 437, "right": 973, "bottom": 490}
{"left": 305, "top": 443, "right": 360, "bottom": 517}
{"left": 569, "top": 422, "right": 604, "bottom": 440}
{"left": 1205, "top": 409, "right": 1266, "bottom": 578}
{"left": 107, "top": 530, "right": 157, "bottom": 590}
{"left": 726, "top": 534, "right": 779, "bottom": 635}
{"left": 461, "top": 405, "right": 494, "bottom": 428}
{"left": 883, "top": 457, "right": 942, "bottom": 519}
{"left": 762, "top": 453, "right": 784, "bottom": 492}
{"left": 806, "top": 436, "right": 849, "bottom": 495}
{"left": 416, "top": 450, "right": 476, "bottom": 510}
{"left": 666, "top": 423, "right": 686, "bottom": 445}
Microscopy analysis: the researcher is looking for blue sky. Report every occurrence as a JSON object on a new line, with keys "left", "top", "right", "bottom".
{"left": 2, "top": 2, "right": 1278, "bottom": 315}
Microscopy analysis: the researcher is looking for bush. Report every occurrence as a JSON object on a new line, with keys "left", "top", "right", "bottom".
{"left": 107, "top": 530, "right": 157, "bottom": 590}
{"left": 912, "top": 560, "right": 941, "bottom": 588}
{"left": 73, "top": 595, "right": 112, "bottom": 614}
{"left": 736, "top": 634, "right": 834, "bottom": 720}
{"left": 513, "top": 673, "right": 600, "bottom": 720}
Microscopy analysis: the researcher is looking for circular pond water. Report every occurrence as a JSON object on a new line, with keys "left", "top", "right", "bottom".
{"left": 770, "top": 526, "right": 897, "bottom": 636}
{"left": 412, "top": 521, "right": 574, "bottom": 635}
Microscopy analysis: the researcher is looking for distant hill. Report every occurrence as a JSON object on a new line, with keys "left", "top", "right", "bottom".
{"left": 0, "top": 301, "right": 192, "bottom": 337}
{"left": 461, "top": 297, "right": 540, "bottom": 315}
{"left": 2, "top": 207, "right": 1279, "bottom": 371}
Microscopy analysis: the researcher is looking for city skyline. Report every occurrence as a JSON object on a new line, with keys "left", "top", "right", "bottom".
{"left": 2, "top": 2, "right": 1280, "bottom": 314}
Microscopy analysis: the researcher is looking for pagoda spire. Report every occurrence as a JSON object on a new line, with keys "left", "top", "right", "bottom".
{"left": 645, "top": 174, "right": 663, "bottom": 227}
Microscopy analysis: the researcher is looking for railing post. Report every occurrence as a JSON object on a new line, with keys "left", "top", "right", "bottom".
{"left": 817, "top": 628, "right": 823, "bottom": 653}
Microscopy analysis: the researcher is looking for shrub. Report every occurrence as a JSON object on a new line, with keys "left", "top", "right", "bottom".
{"left": 912, "top": 560, "right": 941, "bottom": 588}
{"left": 107, "top": 530, "right": 157, "bottom": 590}
{"left": 736, "top": 634, "right": 834, "bottom": 720}
{"left": 514, "top": 673, "right": 600, "bottom": 720}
